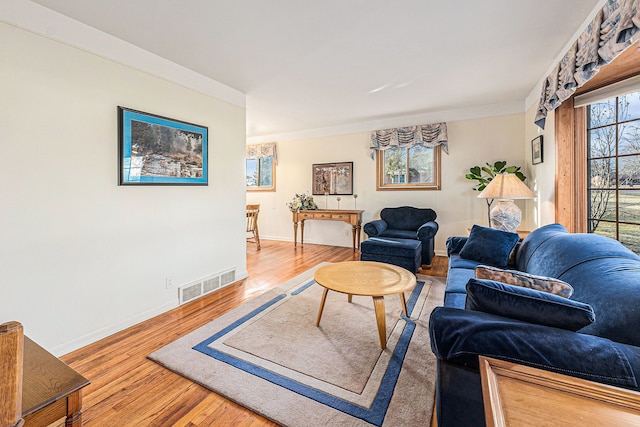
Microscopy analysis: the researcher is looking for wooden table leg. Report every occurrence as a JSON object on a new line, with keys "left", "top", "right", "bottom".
{"left": 347, "top": 294, "right": 353, "bottom": 303}
{"left": 372, "top": 296, "right": 387, "bottom": 349}
{"left": 65, "top": 390, "right": 83, "bottom": 427}
{"left": 293, "top": 221, "right": 298, "bottom": 247}
{"left": 316, "top": 288, "right": 329, "bottom": 326}
{"left": 300, "top": 220, "right": 305, "bottom": 246}
{"left": 399, "top": 292, "right": 409, "bottom": 317}
{"left": 351, "top": 225, "right": 357, "bottom": 252}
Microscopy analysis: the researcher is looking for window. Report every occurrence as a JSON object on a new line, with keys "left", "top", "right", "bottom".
{"left": 246, "top": 156, "right": 275, "bottom": 191}
{"left": 376, "top": 145, "right": 441, "bottom": 190}
{"left": 586, "top": 92, "right": 640, "bottom": 254}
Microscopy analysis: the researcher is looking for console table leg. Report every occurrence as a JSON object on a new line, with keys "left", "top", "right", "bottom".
{"left": 293, "top": 221, "right": 298, "bottom": 247}
{"left": 351, "top": 226, "right": 357, "bottom": 252}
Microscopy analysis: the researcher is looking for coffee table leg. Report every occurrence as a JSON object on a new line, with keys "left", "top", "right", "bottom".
{"left": 316, "top": 288, "right": 329, "bottom": 326}
{"left": 372, "top": 296, "right": 386, "bottom": 349}
{"left": 399, "top": 292, "right": 409, "bottom": 317}
{"left": 347, "top": 294, "right": 352, "bottom": 303}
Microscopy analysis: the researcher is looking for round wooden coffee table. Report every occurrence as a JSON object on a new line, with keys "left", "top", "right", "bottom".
{"left": 314, "top": 261, "right": 417, "bottom": 349}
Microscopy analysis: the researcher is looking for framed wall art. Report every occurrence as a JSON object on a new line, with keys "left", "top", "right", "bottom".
{"left": 118, "top": 106, "right": 208, "bottom": 185}
{"left": 532, "top": 135, "right": 544, "bottom": 165}
{"left": 312, "top": 162, "right": 353, "bottom": 195}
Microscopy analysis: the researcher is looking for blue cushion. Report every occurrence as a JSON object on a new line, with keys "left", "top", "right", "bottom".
{"left": 465, "top": 278, "right": 595, "bottom": 331}
{"left": 459, "top": 225, "right": 519, "bottom": 267}
{"left": 360, "top": 237, "right": 421, "bottom": 258}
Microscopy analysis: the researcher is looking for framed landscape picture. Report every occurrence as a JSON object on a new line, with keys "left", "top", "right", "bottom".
{"left": 118, "top": 107, "right": 208, "bottom": 185}
{"left": 312, "top": 162, "right": 353, "bottom": 195}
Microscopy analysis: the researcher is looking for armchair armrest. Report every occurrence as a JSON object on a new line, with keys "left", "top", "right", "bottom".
{"left": 417, "top": 221, "right": 438, "bottom": 240}
{"left": 429, "top": 306, "right": 640, "bottom": 390}
{"left": 363, "top": 219, "right": 387, "bottom": 237}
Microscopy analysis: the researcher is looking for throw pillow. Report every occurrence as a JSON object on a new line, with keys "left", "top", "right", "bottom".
{"left": 465, "top": 278, "right": 595, "bottom": 331}
{"left": 459, "top": 225, "right": 520, "bottom": 267}
{"left": 475, "top": 265, "right": 574, "bottom": 298}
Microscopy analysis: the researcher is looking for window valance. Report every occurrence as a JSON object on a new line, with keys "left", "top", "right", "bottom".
{"left": 535, "top": 0, "right": 640, "bottom": 129}
{"left": 369, "top": 122, "right": 448, "bottom": 159}
{"left": 246, "top": 142, "right": 278, "bottom": 164}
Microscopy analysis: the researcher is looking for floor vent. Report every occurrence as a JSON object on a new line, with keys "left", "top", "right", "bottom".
{"left": 178, "top": 268, "right": 236, "bottom": 305}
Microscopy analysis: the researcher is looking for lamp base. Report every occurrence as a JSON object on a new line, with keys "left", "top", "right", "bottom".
{"left": 490, "top": 199, "right": 521, "bottom": 233}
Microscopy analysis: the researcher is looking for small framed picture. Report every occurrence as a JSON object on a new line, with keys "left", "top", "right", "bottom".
{"left": 312, "top": 162, "right": 353, "bottom": 195}
{"left": 118, "top": 106, "right": 208, "bottom": 185}
{"left": 532, "top": 136, "right": 544, "bottom": 165}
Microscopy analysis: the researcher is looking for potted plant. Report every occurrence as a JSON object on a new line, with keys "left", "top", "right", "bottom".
{"left": 465, "top": 161, "right": 527, "bottom": 227}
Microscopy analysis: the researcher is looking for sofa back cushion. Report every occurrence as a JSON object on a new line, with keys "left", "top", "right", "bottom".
{"left": 380, "top": 206, "right": 436, "bottom": 230}
{"left": 516, "top": 223, "right": 640, "bottom": 346}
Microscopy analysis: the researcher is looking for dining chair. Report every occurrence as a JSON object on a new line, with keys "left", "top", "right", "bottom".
{"left": 246, "top": 204, "right": 261, "bottom": 250}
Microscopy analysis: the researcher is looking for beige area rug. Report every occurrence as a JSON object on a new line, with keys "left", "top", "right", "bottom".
{"left": 148, "top": 263, "right": 445, "bottom": 426}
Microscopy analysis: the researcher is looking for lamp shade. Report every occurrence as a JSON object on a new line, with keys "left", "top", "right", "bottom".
{"left": 477, "top": 173, "right": 535, "bottom": 200}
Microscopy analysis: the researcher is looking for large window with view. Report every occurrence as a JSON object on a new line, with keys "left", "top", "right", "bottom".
{"left": 246, "top": 156, "right": 275, "bottom": 191}
{"left": 376, "top": 145, "right": 440, "bottom": 190}
{"left": 587, "top": 91, "right": 640, "bottom": 254}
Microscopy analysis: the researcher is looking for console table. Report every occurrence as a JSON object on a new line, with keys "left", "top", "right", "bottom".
{"left": 292, "top": 209, "right": 364, "bottom": 251}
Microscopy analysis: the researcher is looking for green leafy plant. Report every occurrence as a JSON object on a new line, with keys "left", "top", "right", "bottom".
{"left": 465, "top": 161, "right": 527, "bottom": 226}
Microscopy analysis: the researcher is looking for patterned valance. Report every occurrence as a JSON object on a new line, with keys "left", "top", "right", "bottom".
{"left": 246, "top": 142, "right": 278, "bottom": 164}
{"left": 535, "top": 0, "right": 640, "bottom": 129}
{"left": 369, "top": 122, "right": 448, "bottom": 159}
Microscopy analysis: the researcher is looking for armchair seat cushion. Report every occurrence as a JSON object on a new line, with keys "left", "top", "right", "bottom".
{"left": 378, "top": 229, "right": 416, "bottom": 240}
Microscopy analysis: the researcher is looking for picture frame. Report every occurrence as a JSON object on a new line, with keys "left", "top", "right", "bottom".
{"left": 532, "top": 135, "right": 544, "bottom": 165}
{"left": 312, "top": 162, "right": 353, "bottom": 195}
{"left": 118, "top": 106, "right": 208, "bottom": 185}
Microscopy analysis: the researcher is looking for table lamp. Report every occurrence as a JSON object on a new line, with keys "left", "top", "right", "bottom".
{"left": 477, "top": 173, "right": 535, "bottom": 232}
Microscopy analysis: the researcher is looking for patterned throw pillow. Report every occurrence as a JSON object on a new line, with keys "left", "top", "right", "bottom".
{"left": 475, "top": 265, "right": 574, "bottom": 298}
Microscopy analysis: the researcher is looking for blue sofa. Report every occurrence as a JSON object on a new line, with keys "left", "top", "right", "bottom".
{"left": 429, "top": 223, "right": 640, "bottom": 426}
{"left": 363, "top": 206, "right": 438, "bottom": 265}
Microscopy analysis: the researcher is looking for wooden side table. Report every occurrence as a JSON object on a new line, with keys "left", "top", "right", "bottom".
{"left": 22, "top": 337, "right": 90, "bottom": 427}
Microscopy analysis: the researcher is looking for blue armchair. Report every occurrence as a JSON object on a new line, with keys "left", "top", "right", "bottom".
{"left": 363, "top": 206, "right": 439, "bottom": 265}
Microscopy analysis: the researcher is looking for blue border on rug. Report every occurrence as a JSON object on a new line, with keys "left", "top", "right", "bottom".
{"left": 193, "top": 279, "right": 425, "bottom": 426}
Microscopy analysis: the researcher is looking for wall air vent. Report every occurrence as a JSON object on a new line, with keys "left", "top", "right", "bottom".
{"left": 221, "top": 269, "right": 236, "bottom": 286}
{"left": 177, "top": 268, "right": 237, "bottom": 305}
{"left": 179, "top": 281, "right": 202, "bottom": 304}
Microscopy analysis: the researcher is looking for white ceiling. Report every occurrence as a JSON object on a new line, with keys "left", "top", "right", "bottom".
{"left": 31, "top": 0, "right": 601, "bottom": 139}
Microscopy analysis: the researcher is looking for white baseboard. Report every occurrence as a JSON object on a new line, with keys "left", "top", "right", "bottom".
{"left": 53, "top": 272, "right": 249, "bottom": 357}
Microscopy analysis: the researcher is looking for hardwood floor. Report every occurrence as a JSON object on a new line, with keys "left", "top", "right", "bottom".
{"left": 61, "top": 240, "right": 448, "bottom": 426}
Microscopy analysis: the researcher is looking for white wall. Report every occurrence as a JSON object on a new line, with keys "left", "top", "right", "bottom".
{"left": 523, "top": 103, "right": 557, "bottom": 228}
{"left": 248, "top": 113, "right": 529, "bottom": 255}
{"left": 0, "top": 22, "right": 247, "bottom": 355}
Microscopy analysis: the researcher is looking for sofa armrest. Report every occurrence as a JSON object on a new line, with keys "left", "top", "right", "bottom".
{"left": 417, "top": 221, "right": 438, "bottom": 240}
{"left": 363, "top": 219, "right": 387, "bottom": 237}
{"left": 429, "top": 306, "right": 640, "bottom": 390}
{"left": 446, "top": 236, "right": 468, "bottom": 256}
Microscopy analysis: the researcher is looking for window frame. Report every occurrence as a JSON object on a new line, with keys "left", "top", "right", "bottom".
{"left": 246, "top": 156, "right": 276, "bottom": 192}
{"left": 584, "top": 93, "right": 640, "bottom": 248}
{"left": 375, "top": 145, "right": 441, "bottom": 191}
